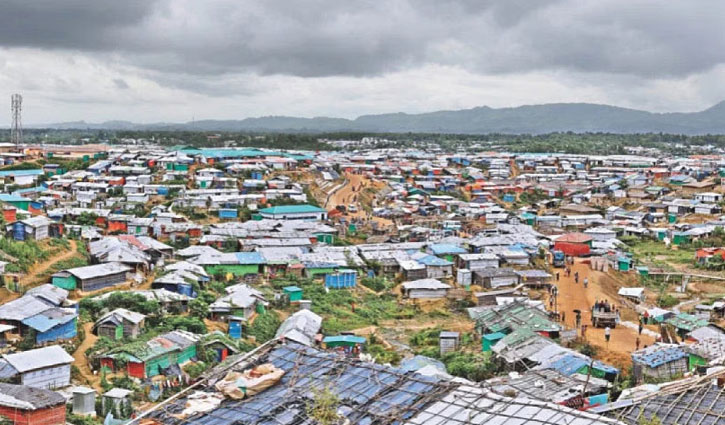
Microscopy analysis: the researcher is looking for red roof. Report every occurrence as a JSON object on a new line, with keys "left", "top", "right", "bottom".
{"left": 118, "top": 235, "right": 149, "bottom": 250}
{"left": 556, "top": 232, "right": 593, "bottom": 243}
{"left": 696, "top": 247, "right": 725, "bottom": 259}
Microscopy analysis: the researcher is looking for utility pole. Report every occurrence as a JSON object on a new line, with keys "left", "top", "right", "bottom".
{"left": 10, "top": 94, "right": 22, "bottom": 148}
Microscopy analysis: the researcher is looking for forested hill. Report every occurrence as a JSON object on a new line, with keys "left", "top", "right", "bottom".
{"left": 38, "top": 101, "right": 725, "bottom": 135}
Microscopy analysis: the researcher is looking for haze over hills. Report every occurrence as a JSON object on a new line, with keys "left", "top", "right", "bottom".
{"left": 34, "top": 101, "right": 725, "bottom": 135}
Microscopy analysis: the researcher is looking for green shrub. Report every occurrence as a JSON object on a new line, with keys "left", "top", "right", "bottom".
{"left": 440, "top": 352, "right": 496, "bottom": 382}
{"left": 409, "top": 327, "right": 442, "bottom": 347}
{"left": 248, "top": 312, "right": 282, "bottom": 343}
{"left": 360, "top": 276, "right": 393, "bottom": 292}
{"left": 657, "top": 294, "right": 679, "bottom": 308}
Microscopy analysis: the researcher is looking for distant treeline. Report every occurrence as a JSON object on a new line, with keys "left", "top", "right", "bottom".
{"left": 4, "top": 128, "right": 725, "bottom": 154}
{"left": 320, "top": 131, "right": 725, "bottom": 154}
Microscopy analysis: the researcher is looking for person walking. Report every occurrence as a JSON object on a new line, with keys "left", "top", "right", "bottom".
{"left": 583, "top": 277, "right": 588, "bottom": 288}
{"left": 638, "top": 322, "right": 644, "bottom": 335}
{"left": 556, "top": 272, "right": 560, "bottom": 281}
{"left": 574, "top": 271, "right": 579, "bottom": 284}
{"left": 635, "top": 337, "right": 641, "bottom": 351}
{"left": 605, "top": 326, "right": 611, "bottom": 345}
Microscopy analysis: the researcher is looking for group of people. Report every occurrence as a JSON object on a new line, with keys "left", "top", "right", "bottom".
{"left": 594, "top": 299, "right": 613, "bottom": 312}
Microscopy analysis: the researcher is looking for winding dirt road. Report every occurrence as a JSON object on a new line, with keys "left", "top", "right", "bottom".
{"left": 551, "top": 260, "right": 656, "bottom": 370}
{"left": 326, "top": 173, "right": 392, "bottom": 226}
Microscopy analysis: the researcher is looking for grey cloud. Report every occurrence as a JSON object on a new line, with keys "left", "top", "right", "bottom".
{"left": 113, "top": 78, "right": 129, "bottom": 89}
{"left": 1, "top": 0, "right": 723, "bottom": 92}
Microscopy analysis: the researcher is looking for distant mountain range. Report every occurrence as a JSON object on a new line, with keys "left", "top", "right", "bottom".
{"left": 32, "top": 101, "right": 725, "bottom": 135}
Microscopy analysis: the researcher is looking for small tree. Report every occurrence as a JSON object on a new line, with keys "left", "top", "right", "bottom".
{"left": 306, "top": 382, "right": 340, "bottom": 425}
{"left": 189, "top": 298, "right": 210, "bottom": 319}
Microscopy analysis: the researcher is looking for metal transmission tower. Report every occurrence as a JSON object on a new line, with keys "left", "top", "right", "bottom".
{"left": 10, "top": 94, "right": 22, "bottom": 147}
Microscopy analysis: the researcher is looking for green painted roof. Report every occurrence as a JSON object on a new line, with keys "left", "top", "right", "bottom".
{"left": 666, "top": 313, "right": 708, "bottom": 332}
{"left": 475, "top": 302, "right": 561, "bottom": 334}
{"left": 259, "top": 204, "right": 326, "bottom": 215}
{"left": 497, "top": 327, "right": 537, "bottom": 347}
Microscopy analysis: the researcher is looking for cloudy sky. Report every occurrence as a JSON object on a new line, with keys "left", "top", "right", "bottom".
{"left": 1, "top": 0, "right": 724, "bottom": 124}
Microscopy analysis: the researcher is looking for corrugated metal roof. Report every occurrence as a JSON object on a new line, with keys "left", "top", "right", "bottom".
{"left": 64, "top": 262, "right": 131, "bottom": 280}
{"left": 401, "top": 279, "right": 451, "bottom": 290}
{"left": 3, "top": 346, "right": 73, "bottom": 373}
{"left": 0, "top": 383, "right": 65, "bottom": 410}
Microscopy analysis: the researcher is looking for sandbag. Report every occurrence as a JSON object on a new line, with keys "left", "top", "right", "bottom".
{"left": 215, "top": 363, "right": 285, "bottom": 400}
{"left": 173, "top": 391, "right": 225, "bottom": 419}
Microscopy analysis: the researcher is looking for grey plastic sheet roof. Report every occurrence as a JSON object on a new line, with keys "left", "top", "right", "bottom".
{"left": 148, "top": 343, "right": 622, "bottom": 425}
{"left": 602, "top": 377, "right": 725, "bottom": 425}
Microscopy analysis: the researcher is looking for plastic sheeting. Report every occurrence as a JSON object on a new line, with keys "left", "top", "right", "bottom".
{"left": 214, "top": 363, "right": 285, "bottom": 400}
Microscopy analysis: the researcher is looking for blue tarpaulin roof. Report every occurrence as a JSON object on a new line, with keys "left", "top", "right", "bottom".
{"left": 22, "top": 310, "right": 76, "bottom": 333}
{"left": 400, "top": 355, "right": 447, "bottom": 373}
{"left": 0, "top": 169, "right": 43, "bottom": 177}
{"left": 234, "top": 252, "right": 265, "bottom": 265}
{"left": 416, "top": 254, "right": 454, "bottom": 267}
{"left": 428, "top": 244, "right": 467, "bottom": 255}
{"left": 12, "top": 186, "right": 45, "bottom": 195}
{"left": 632, "top": 345, "right": 687, "bottom": 368}
{"left": 0, "top": 194, "right": 30, "bottom": 202}
{"left": 548, "top": 353, "right": 619, "bottom": 376}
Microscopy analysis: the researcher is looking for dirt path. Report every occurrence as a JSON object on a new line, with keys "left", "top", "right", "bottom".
{"left": 326, "top": 173, "right": 363, "bottom": 212}
{"left": 326, "top": 173, "right": 393, "bottom": 227}
{"left": 551, "top": 260, "right": 655, "bottom": 370}
{"left": 73, "top": 321, "right": 101, "bottom": 391}
{"left": 16, "top": 240, "right": 79, "bottom": 290}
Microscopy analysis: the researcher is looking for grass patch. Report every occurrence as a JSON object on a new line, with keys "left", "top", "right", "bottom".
{"left": 271, "top": 277, "right": 409, "bottom": 334}
{"left": 630, "top": 240, "right": 695, "bottom": 267}
{"left": 0, "top": 238, "right": 49, "bottom": 272}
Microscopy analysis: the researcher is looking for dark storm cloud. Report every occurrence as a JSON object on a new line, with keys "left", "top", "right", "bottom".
{"left": 0, "top": 0, "right": 156, "bottom": 50}
{"left": 2, "top": 0, "right": 723, "bottom": 88}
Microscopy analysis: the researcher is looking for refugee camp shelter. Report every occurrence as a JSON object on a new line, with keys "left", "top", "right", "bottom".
{"left": 401, "top": 279, "right": 451, "bottom": 299}
{"left": 258, "top": 204, "right": 327, "bottom": 221}
{"left": 618, "top": 287, "right": 646, "bottom": 303}
{"left": 0, "top": 346, "right": 74, "bottom": 389}
{"left": 92, "top": 308, "right": 146, "bottom": 340}
{"left": 631, "top": 344, "right": 688, "bottom": 384}
{"left": 52, "top": 262, "right": 131, "bottom": 291}
{"left": 21, "top": 307, "right": 77, "bottom": 344}
{"left": 101, "top": 330, "right": 200, "bottom": 379}
{"left": 0, "top": 383, "right": 66, "bottom": 425}
{"left": 554, "top": 233, "right": 593, "bottom": 256}
{"left": 472, "top": 268, "right": 519, "bottom": 289}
